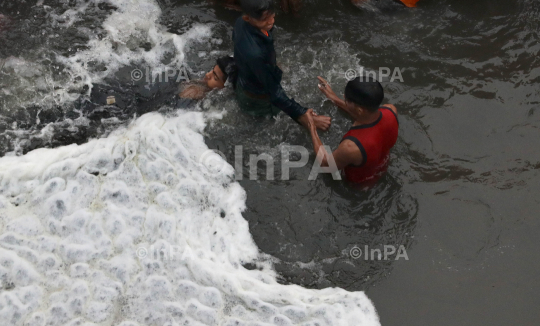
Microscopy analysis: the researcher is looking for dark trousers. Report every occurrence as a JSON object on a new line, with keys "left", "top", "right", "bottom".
{"left": 235, "top": 85, "right": 281, "bottom": 117}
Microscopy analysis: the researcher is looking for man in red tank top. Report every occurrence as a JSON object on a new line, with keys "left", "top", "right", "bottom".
{"left": 305, "top": 76, "right": 399, "bottom": 184}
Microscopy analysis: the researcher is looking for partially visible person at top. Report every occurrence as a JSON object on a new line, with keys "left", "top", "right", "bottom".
{"left": 305, "top": 76, "right": 399, "bottom": 185}
{"left": 216, "top": 0, "right": 418, "bottom": 14}
{"left": 233, "top": 0, "right": 331, "bottom": 131}
{"left": 179, "top": 56, "right": 237, "bottom": 101}
{"left": 397, "top": 0, "right": 420, "bottom": 7}
{"left": 215, "top": 0, "right": 302, "bottom": 15}
{"left": 352, "top": 0, "right": 420, "bottom": 7}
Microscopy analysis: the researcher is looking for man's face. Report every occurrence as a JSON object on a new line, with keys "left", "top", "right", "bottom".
{"left": 204, "top": 65, "right": 226, "bottom": 89}
{"left": 245, "top": 11, "right": 276, "bottom": 32}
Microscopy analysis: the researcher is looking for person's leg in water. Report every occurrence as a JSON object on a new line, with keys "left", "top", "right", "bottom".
{"left": 214, "top": 0, "right": 303, "bottom": 15}
{"left": 352, "top": 0, "right": 420, "bottom": 8}
{"left": 215, "top": 0, "right": 420, "bottom": 12}
{"left": 235, "top": 84, "right": 281, "bottom": 117}
{"left": 280, "top": 0, "right": 302, "bottom": 15}
{"left": 0, "top": 14, "right": 10, "bottom": 32}
{"left": 217, "top": 0, "right": 242, "bottom": 10}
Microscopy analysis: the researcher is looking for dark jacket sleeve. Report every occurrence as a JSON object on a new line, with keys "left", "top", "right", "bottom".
{"left": 249, "top": 57, "right": 307, "bottom": 121}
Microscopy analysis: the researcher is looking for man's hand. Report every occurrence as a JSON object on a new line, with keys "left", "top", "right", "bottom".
{"left": 317, "top": 76, "right": 339, "bottom": 104}
{"left": 304, "top": 109, "right": 317, "bottom": 131}
{"left": 312, "top": 113, "right": 331, "bottom": 131}
{"left": 298, "top": 109, "right": 331, "bottom": 131}
{"left": 179, "top": 85, "right": 205, "bottom": 100}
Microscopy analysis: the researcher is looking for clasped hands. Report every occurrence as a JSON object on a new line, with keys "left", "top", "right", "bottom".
{"left": 297, "top": 76, "right": 337, "bottom": 132}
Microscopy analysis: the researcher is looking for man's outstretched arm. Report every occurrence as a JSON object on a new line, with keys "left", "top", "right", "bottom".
{"left": 305, "top": 109, "right": 362, "bottom": 169}
{"left": 250, "top": 59, "right": 331, "bottom": 130}
{"left": 316, "top": 76, "right": 358, "bottom": 118}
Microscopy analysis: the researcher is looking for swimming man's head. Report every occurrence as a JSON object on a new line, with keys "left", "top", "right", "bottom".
{"left": 204, "top": 56, "right": 236, "bottom": 89}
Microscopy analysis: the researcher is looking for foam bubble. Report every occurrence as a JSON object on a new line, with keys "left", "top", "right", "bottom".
{"left": 0, "top": 110, "right": 380, "bottom": 325}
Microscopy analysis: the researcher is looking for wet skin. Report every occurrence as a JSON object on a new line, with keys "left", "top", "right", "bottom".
{"left": 179, "top": 64, "right": 227, "bottom": 100}
{"left": 204, "top": 64, "right": 227, "bottom": 89}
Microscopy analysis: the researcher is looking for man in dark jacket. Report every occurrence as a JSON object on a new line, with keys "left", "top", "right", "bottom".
{"left": 233, "top": 0, "right": 331, "bottom": 130}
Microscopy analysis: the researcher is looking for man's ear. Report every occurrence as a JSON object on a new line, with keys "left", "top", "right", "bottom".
{"left": 345, "top": 101, "right": 355, "bottom": 111}
{"left": 242, "top": 15, "right": 250, "bottom": 22}
{"left": 350, "top": 102, "right": 364, "bottom": 116}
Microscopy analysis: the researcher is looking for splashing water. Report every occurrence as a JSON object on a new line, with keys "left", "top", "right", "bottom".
{"left": 0, "top": 0, "right": 380, "bottom": 325}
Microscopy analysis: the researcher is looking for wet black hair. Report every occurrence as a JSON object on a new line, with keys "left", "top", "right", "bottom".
{"left": 344, "top": 77, "right": 384, "bottom": 112}
{"left": 240, "top": 0, "right": 276, "bottom": 20}
{"left": 216, "top": 56, "right": 238, "bottom": 89}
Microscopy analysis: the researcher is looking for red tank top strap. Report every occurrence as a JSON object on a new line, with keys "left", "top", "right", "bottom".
{"left": 341, "top": 107, "right": 399, "bottom": 184}
{"left": 379, "top": 106, "right": 399, "bottom": 125}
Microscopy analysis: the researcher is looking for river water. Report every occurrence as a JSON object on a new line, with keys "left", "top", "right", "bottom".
{"left": 0, "top": 0, "right": 539, "bottom": 325}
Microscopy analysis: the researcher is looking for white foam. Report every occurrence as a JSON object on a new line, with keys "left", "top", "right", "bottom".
{"left": 1, "top": 0, "right": 212, "bottom": 154}
{"left": 0, "top": 0, "right": 211, "bottom": 124}
{"left": 0, "top": 110, "right": 380, "bottom": 325}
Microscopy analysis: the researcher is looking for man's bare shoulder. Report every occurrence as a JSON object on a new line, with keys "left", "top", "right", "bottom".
{"left": 382, "top": 104, "right": 398, "bottom": 114}
{"left": 339, "top": 138, "right": 359, "bottom": 151}
{"left": 336, "top": 138, "right": 363, "bottom": 167}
